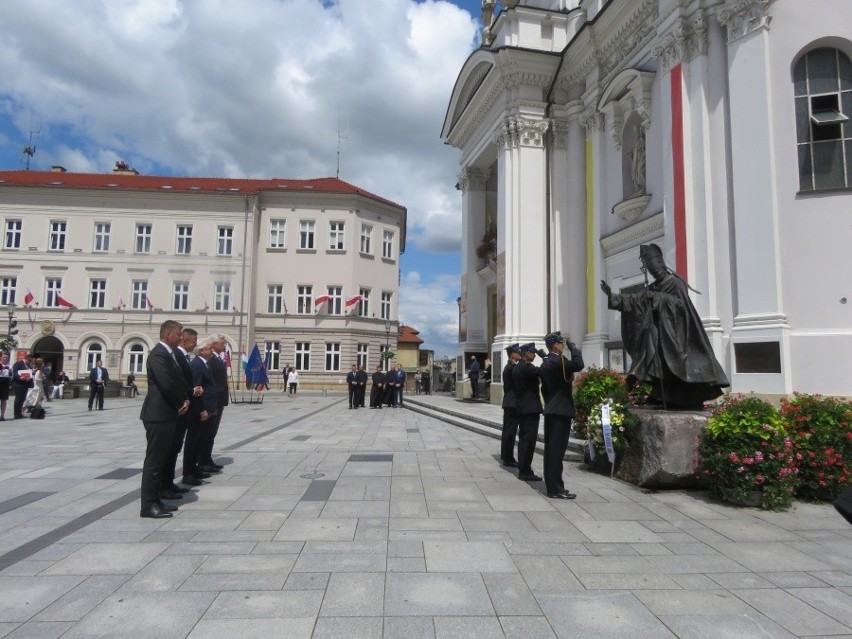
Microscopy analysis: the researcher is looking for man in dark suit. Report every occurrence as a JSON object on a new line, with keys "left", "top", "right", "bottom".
{"left": 183, "top": 337, "right": 218, "bottom": 485}
{"left": 355, "top": 364, "right": 368, "bottom": 407}
{"left": 370, "top": 365, "right": 385, "bottom": 409}
{"left": 88, "top": 359, "right": 109, "bottom": 411}
{"left": 512, "top": 343, "right": 543, "bottom": 482}
{"left": 198, "top": 334, "right": 229, "bottom": 472}
{"left": 162, "top": 328, "right": 203, "bottom": 498}
{"left": 468, "top": 356, "right": 481, "bottom": 399}
{"left": 539, "top": 331, "right": 585, "bottom": 499}
{"left": 140, "top": 320, "right": 189, "bottom": 518}
{"left": 346, "top": 365, "right": 357, "bottom": 409}
{"left": 500, "top": 343, "right": 521, "bottom": 467}
{"left": 11, "top": 353, "right": 35, "bottom": 419}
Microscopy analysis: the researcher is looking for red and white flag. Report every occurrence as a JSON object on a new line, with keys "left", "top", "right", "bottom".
{"left": 23, "top": 288, "right": 34, "bottom": 305}
{"left": 314, "top": 294, "right": 331, "bottom": 305}
{"left": 115, "top": 296, "right": 125, "bottom": 310}
{"left": 56, "top": 295, "right": 76, "bottom": 309}
{"left": 146, "top": 296, "right": 154, "bottom": 310}
{"left": 345, "top": 294, "right": 362, "bottom": 307}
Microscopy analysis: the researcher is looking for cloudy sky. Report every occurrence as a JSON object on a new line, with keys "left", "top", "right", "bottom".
{"left": 0, "top": 0, "right": 489, "bottom": 359}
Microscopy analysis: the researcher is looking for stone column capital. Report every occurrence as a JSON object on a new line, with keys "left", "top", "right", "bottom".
{"left": 457, "top": 167, "right": 489, "bottom": 192}
{"left": 717, "top": 0, "right": 774, "bottom": 44}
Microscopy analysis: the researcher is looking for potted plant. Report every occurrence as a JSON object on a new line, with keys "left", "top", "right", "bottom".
{"left": 475, "top": 227, "right": 497, "bottom": 261}
{"left": 573, "top": 367, "right": 648, "bottom": 472}
{"left": 698, "top": 394, "right": 799, "bottom": 510}
{"left": 781, "top": 393, "right": 851, "bottom": 502}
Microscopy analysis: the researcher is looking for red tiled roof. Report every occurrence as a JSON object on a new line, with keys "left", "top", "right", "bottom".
{"left": 398, "top": 325, "right": 424, "bottom": 345}
{"left": 0, "top": 170, "right": 404, "bottom": 210}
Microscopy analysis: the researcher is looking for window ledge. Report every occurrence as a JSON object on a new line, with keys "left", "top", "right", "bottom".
{"left": 326, "top": 249, "right": 346, "bottom": 255}
{"left": 381, "top": 257, "right": 396, "bottom": 264}
{"left": 796, "top": 186, "right": 852, "bottom": 196}
{"left": 297, "top": 248, "right": 317, "bottom": 254}
{"left": 360, "top": 252, "right": 375, "bottom": 260}
{"left": 267, "top": 247, "right": 287, "bottom": 253}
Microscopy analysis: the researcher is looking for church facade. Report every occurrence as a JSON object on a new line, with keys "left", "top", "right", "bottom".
{"left": 442, "top": 0, "right": 852, "bottom": 399}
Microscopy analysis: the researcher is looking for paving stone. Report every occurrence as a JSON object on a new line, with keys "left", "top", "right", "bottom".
{"left": 274, "top": 517, "right": 357, "bottom": 541}
{"left": 576, "top": 573, "right": 680, "bottom": 590}
{"left": 195, "top": 554, "right": 297, "bottom": 574}
{"left": 32, "top": 575, "right": 128, "bottom": 621}
{"left": 384, "top": 573, "right": 494, "bottom": 616}
{"left": 424, "top": 541, "right": 516, "bottom": 573}
{"left": 180, "top": 572, "right": 290, "bottom": 591}
{"left": 511, "top": 556, "right": 583, "bottom": 591}
{"left": 711, "top": 542, "right": 835, "bottom": 572}
{"left": 499, "top": 616, "right": 557, "bottom": 639}
{"left": 41, "top": 542, "right": 168, "bottom": 575}
{"left": 482, "top": 573, "right": 542, "bottom": 616}
{"left": 433, "top": 615, "right": 504, "bottom": 638}
{"left": 383, "top": 616, "right": 434, "bottom": 638}
{"left": 319, "top": 573, "right": 385, "bottom": 616}
{"left": 635, "top": 589, "right": 753, "bottom": 615}
{"left": 283, "top": 572, "right": 330, "bottom": 590}
{"left": 732, "top": 588, "right": 851, "bottom": 636}
{"left": 203, "top": 590, "right": 323, "bottom": 619}
{"left": 313, "top": 616, "right": 383, "bottom": 638}
{"left": 657, "top": 613, "right": 798, "bottom": 638}
{"left": 1, "top": 621, "right": 74, "bottom": 639}
{"left": 185, "top": 618, "right": 315, "bottom": 639}
{"left": 785, "top": 587, "right": 852, "bottom": 627}
{"left": 572, "top": 520, "right": 662, "bottom": 543}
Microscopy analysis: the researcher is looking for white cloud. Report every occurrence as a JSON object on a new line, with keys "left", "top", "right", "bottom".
{"left": 399, "top": 271, "right": 460, "bottom": 358}
{"left": 0, "top": 0, "right": 476, "bottom": 353}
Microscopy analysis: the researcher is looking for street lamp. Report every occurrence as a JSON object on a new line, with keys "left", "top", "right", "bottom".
{"left": 384, "top": 319, "right": 391, "bottom": 372}
{"left": 6, "top": 302, "right": 17, "bottom": 349}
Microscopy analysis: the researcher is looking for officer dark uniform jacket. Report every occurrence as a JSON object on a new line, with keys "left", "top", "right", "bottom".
{"left": 512, "top": 342, "right": 542, "bottom": 480}
{"left": 500, "top": 343, "right": 521, "bottom": 466}
{"left": 539, "top": 331, "right": 585, "bottom": 499}
{"left": 354, "top": 367, "right": 369, "bottom": 407}
{"left": 346, "top": 367, "right": 358, "bottom": 408}
{"left": 370, "top": 368, "right": 386, "bottom": 408}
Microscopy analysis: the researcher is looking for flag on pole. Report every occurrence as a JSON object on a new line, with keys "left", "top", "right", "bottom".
{"left": 56, "top": 295, "right": 76, "bottom": 309}
{"left": 314, "top": 294, "right": 331, "bottom": 306}
{"left": 146, "top": 296, "right": 154, "bottom": 310}
{"left": 345, "top": 294, "right": 362, "bottom": 307}
{"left": 114, "top": 296, "right": 125, "bottom": 310}
{"left": 23, "top": 288, "right": 34, "bottom": 305}
{"left": 223, "top": 346, "right": 232, "bottom": 369}
{"left": 244, "top": 345, "right": 269, "bottom": 389}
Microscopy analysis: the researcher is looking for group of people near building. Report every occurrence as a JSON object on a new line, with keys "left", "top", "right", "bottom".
{"left": 500, "top": 332, "right": 585, "bottom": 500}
{"left": 0, "top": 352, "right": 72, "bottom": 419}
{"left": 139, "top": 321, "right": 230, "bottom": 519}
{"left": 345, "top": 363, "right": 408, "bottom": 409}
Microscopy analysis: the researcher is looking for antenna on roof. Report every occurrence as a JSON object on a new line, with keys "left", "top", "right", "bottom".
{"left": 22, "top": 130, "right": 38, "bottom": 170}
{"left": 335, "top": 104, "right": 348, "bottom": 179}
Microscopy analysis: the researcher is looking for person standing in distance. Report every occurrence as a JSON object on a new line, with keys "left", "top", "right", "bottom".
{"left": 500, "top": 343, "right": 521, "bottom": 467}
{"left": 346, "top": 365, "right": 357, "bottom": 409}
{"left": 11, "top": 353, "right": 35, "bottom": 419}
{"left": 198, "top": 335, "right": 228, "bottom": 472}
{"left": 468, "top": 355, "right": 481, "bottom": 399}
{"left": 539, "top": 331, "right": 585, "bottom": 499}
{"left": 512, "top": 343, "right": 543, "bottom": 482}
{"left": 88, "top": 359, "right": 109, "bottom": 411}
{"left": 140, "top": 320, "right": 189, "bottom": 518}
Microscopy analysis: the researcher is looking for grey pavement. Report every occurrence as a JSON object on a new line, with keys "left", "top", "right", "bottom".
{"left": 0, "top": 391, "right": 849, "bottom": 638}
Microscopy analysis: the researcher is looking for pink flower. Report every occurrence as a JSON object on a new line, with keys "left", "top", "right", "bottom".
{"left": 754, "top": 451, "right": 764, "bottom": 462}
{"left": 737, "top": 466, "right": 746, "bottom": 473}
{"left": 756, "top": 474, "right": 765, "bottom": 485}
{"left": 744, "top": 457, "right": 754, "bottom": 465}
{"left": 729, "top": 453, "right": 740, "bottom": 462}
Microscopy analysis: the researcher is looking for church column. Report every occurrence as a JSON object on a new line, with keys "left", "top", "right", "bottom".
{"left": 552, "top": 102, "right": 587, "bottom": 342}
{"left": 458, "top": 166, "right": 490, "bottom": 357}
{"left": 580, "top": 107, "right": 608, "bottom": 367}
{"left": 718, "top": 0, "right": 791, "bottom": 394}
{"left": 497, "top": 116, "right": 550, "bottom": 346}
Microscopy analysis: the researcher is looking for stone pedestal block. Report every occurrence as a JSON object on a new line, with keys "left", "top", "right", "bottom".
{"left": 616, "top": 408, "right": 708, "bottom": 488}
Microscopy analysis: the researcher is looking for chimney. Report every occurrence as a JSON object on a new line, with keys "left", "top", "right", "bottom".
{"left": 51, "top": 165, "right": 67, "bottom": 173}
{"left": 113, "top": 160, "right": 139, "bottom": 176}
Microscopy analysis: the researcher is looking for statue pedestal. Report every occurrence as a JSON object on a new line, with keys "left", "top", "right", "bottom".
{"left": 616, "top": 408, "right": 708, "bottom": 489}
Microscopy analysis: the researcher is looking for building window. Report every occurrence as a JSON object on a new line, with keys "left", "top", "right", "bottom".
{"left": 49, "top": 220, "right": 67, "bottom": 251}
{"left": 328, "top": 286, "right": 342, "bottom": 315}
{"left": 794, "top": 47, "right": 852, "bottom": 191}
{"left": 94, "top": 222, "right": 111, "bottom": 252}
{"left": 173, "top": 281, "right": 189, "bottom": 311}
{"left": 358, "top": 287, "right": 370, "bottom": 317}
{"left": 1, "top": 277, "right": 16, "bottom": 306}
{"left": 360, "top": 224, "right": 372, "bottom": 254}
{"left": 380, "top": 291, "right": 392, "bottom": 320}
{"left": 325, "top": 342, "right": 341, "bottom": 371}
{"left": 5, "top": 220, "right": 21, "bottom": 249}
{"left": 128, "top": 343, "right": 145, "bottom": 374}
{"left": 357, "top": 343, "right": 368, "bottom": 369}
{"left": 269, "top": 219, "right": 286, "bottom": 248}
{"left": 217, "top": 227, "right": 234, "bottom": 256}
{"left": 265, "top": 341, "right": 280, "bottom": 371}
{"left": 176, "top": 225, "right": 193, "bottom": 255}
{"left": 297, "top": 285, "right": 313, "bottom": 314}
{"left": 214, "top": 281, "right": 231, "bottom": 311}
{"left": 329, "top": 221, "right": 345, "bottom": 250}
{"left": 295, "top": 342, "right": 311, "bottom": 370}
{"left": 89, "top": 279, "right": 107, "bottom": 309}
{"left": 131, "top": 280, "right": 149, "bottom": 310}
{"left": 136, "top": 224, "right": 152, "bottom": 253}
{"left": 299, "top": 220, "right": 315, "bottom": 249}
{"left": 382, "top": 230, "right": 394, "bottom": 259}
{"left": 86, "top": 342, "right": 103, "bottom": 371}
{"left": 45, "top": 278, "right": 62, "bottom": 307}
{"left": 267, "top": 284, "right": 284, "bottom": 314}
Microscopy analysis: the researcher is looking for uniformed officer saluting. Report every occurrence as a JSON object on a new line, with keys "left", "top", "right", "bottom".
{"left": 539, "top": 331, "right": 585, "bottom": 499}
{"left": 500, "top": 343, "right": 522, "bottom": 467}
{"left": 512, "top": 342, "right": 543, "bottom": 482}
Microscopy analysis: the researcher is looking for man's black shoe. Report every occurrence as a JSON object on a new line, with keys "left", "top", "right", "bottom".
{"left": 182, "top": 476, "right": 207, "bottom": 486}
{"left": 140, "top": 504, "right": 173, "bottom": 519}
{"left": 203, "top": 461, "right": 223, "bottom": 470}
{"left": 194, "top": 471, "right": 212, "bottom": 479}
{"left": 157, "top": 501, "right": 178, "bottom": 512}
{"left": 518, "top": 473, "right": 543, "bottom": 482}
{"left": 502, "top": 460, "right": 519, "bottom": 468}
{"left": 159, "top": 491, "right": 183, "bottom": 500}
{"left": 547, "top": 491, "right": 577, "bottom": 500}
{"left": 198, "top": 465, "right": 221, "bottom": 474}
{"left": 168, "top": 484, "right": 190, "bottom": 494}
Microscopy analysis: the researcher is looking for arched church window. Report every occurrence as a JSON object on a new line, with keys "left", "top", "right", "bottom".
{"left": 128, "top": 343, "right": 145, "bottom": 374}
{"left": 794, "top": 47, "right": 852, "bottom": 191}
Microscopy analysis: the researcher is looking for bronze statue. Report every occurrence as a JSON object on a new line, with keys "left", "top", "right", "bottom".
{"left": 601, "top": 243, "right": 729, "bottom": 409}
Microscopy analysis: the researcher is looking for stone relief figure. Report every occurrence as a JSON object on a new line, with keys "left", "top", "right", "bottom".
{"left": 629, "top": 124, "right": 646, "bottom": 195}
{"left": 600, "top": 244, "right": 729, "bottom": 409}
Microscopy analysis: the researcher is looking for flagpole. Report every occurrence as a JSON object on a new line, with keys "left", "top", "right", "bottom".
{"left": 234, "top": 193, "right": 253, "bottom": 399}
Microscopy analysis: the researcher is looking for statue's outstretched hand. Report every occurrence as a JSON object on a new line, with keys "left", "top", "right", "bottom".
{"left": 600, "top": 280, "right": 612, "bottom": 297}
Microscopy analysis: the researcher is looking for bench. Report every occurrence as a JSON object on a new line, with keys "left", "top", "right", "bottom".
{"left": 119, "top": 386, "right": 136, "bottom": 398}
